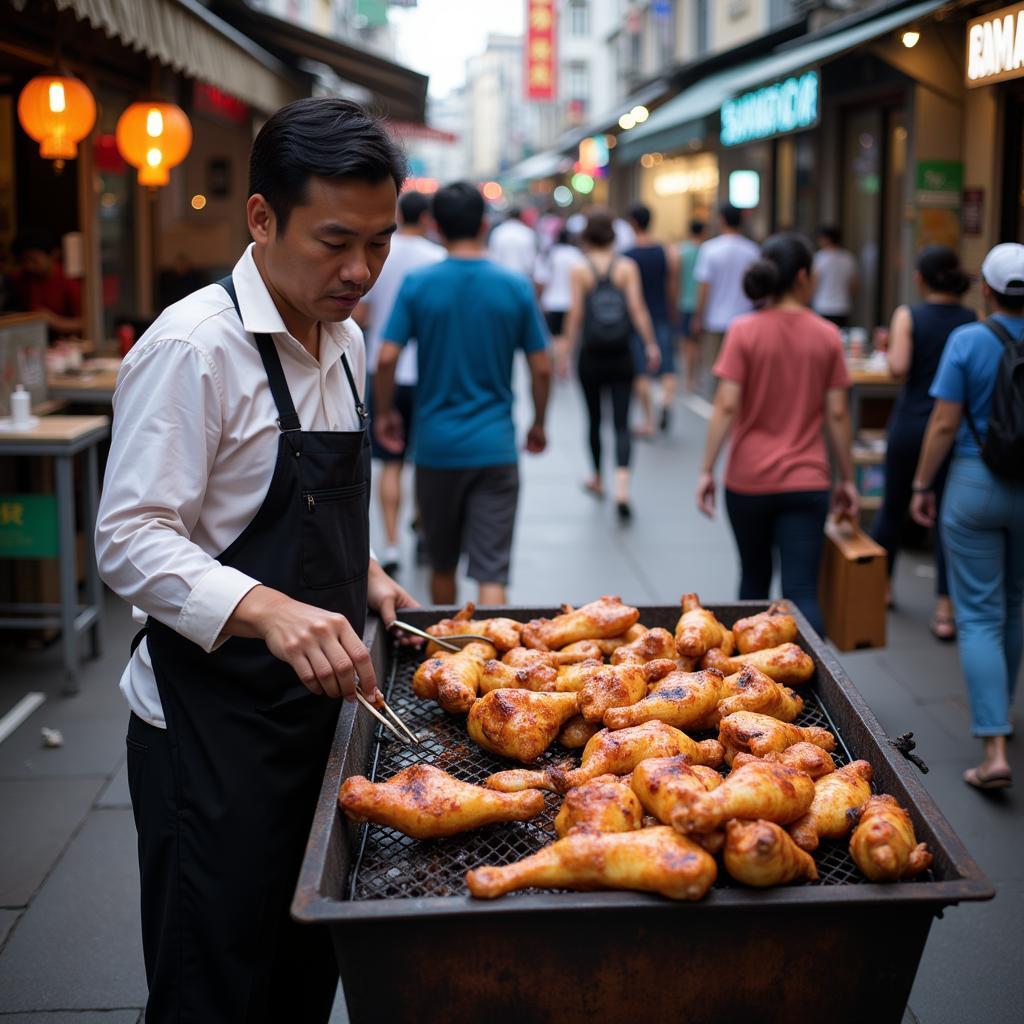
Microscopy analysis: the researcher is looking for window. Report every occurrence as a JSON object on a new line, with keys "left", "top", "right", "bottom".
{"left": 567, "top": 61, "right": 589, "bottom": 101}
{"left": 696, "top": 0, "right": 709, "bottom": 55}
{"left": 569, "top": 0, "right": 589, "bottom": 37}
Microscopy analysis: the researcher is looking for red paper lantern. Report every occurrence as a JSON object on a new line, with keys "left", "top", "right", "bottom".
{"left": 116, "top": 102, "right": 192, "bottom": 187}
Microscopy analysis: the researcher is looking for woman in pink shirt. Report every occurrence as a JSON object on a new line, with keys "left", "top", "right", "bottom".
{"left": 695, "top": 233, "right": 859, "bottom": 634}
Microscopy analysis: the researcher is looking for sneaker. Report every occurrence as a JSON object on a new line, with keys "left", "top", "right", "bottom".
{"left": 381, "top": 546, "right": 400, "bottom": 576}
{"left": 659, "top": 407, "right": 671, "bottom": 432}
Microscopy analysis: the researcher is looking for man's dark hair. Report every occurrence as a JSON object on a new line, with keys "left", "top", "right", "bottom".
{"left": 582, "top": 210, "right": 616, "bottom": 248}
{"left": 719, "top": 203, "right": 743, "bottom": 229}
{"left": 433, "top": 181, "right": 485, "bottom": 241}
{"left": 627, "top": 203, "right": 651, "bottom": 231}
{"left": 398, "top": 191, "right": 431, "bottom": 226}
{"left": 506, "top": 207, "right": 524, "bottom": 221}
{"left": 991, "top": 287, "right": 1024, "bottom": 313}
{"left": 818, "top": 225, "right": 841, "bottom": 245}
{"left": 13, "top": 227, "right": 59, "bottom": 258}
{"left": 248, "top": 97, "right": 407, "bottom": 234}
{"left": 690, "top": 219, "right": 706, "bottom": 236}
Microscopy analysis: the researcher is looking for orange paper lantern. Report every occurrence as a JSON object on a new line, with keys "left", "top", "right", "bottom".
{"left": 116, "top": 102, "right": 192, "bottom": 187}
{"left": 17, "top": 74, "right": 97, "bottom": 161}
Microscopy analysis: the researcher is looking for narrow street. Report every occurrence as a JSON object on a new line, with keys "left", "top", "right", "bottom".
{"left": 0, "top": 372, "right": 1019, "bottom": 1022}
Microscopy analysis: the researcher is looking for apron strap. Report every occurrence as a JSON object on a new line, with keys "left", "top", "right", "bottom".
{"left": 218, "top": 275, "right": 302, "bottom": 433}
{"left": 340, "top": 352, "right": 368, "bottom": 424}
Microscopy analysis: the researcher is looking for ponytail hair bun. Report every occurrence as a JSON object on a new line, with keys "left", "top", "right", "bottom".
{"left": 917, "top": 245, "right": 970, "bottom": 297}
{"left": 744, "top": 232, "right": 813, "bottom": 303}
{"left": 744, "top": 259, "right": 780, "bottom": 302}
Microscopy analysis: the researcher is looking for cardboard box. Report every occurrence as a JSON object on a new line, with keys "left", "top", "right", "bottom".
{"left": 819, "top": 518, "right": 887, "bottom": 651}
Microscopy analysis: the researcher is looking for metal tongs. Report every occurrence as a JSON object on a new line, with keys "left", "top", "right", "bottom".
{"left": 354, "top": 690, "right": 421, "bottom": 746}
{"left": 390, "top": 619, "right": 493, "bottom": 653}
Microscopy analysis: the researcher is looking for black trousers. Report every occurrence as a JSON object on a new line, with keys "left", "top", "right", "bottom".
{"left": 578, "top": 365, "right": 634, "bottom": 473}
{"left": 126, "top": 712, "right": 337, "bottom": 1023}
{"left": 725, "top": 488, "right": 830, "bottom": 635}
{"left": 871, "top": 413, "right": 949, "bottom": 596}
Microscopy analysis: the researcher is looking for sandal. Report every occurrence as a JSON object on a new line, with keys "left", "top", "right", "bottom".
{"left": 930, "top": 614, "right": 957, "bottom": 643}
{"left": 582, "top": 479, "right": 604, "bottom": 499}
{"left": 964, "top": 766, "right": 1013, "bottom": 790}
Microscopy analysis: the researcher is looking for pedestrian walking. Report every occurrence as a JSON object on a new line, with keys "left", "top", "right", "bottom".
{"left": 811, "top": 226, "right": 858, "bottom": 328}
{"left": 535, "top": 225, "right": 585, "bottom": 378}
{"left": 691, "top": 203, "right": 760, "bottom": 393}
{"left": 871, "top": 245, "right": 975, "bottom": 640}
{"left": 375, "top": 181, "right": 551, "bottom": 606}
{"left": 94, "top": 98, "right": 417, "bottom": 1022}
{"left": 911, "top": 242, "right": 1024, "bottom": 792}
{"left": 563, "top": 210, "right": 660, "bottom": 522}
{"left": 677, "top": 218, "right": 706, "bottom": 393}
{"left": 356, "top": 190, "right": 445, "bottom": 575}
{"left": 487, "top": 206, "right": 538, "bottom": 279}
{"left": 695, "top": 233, "right": 859, "bottom": 634}
{"left": 624, "top": 202, "right": 680, "bottom": 435}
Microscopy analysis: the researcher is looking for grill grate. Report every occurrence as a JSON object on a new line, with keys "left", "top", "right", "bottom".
{"left": 346, "top": 644, "right": 922, "bottom": 901}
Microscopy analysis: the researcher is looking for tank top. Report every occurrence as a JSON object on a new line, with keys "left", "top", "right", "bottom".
{"left": 624, "top": 244, "right": 669, "bottom": 324}
{"left": 893, "top": 302, "right": 976, "bottom": 422}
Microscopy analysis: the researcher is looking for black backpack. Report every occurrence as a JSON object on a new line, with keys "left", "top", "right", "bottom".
{"left": 964, "top": 317, "right": 1024, "bottom": 480}
{"left": 581, "top": 258, "right": 633, "bottom": 355}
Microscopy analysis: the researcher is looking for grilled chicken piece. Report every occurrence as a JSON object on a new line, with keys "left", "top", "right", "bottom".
{"left": 674, "top": 593, "right": 731, "bottom": 658}
{"left": 553, "top": 640, "right": 607, "bottom": 662}
{"left": 467, "top": 689, "right": 579, "bottom": 763}
{"left": 558, "top": 714, "right": 602, "bottom": 749}
{"left": 849, "top": 795, "right": 932, "bottom": 882}
{"left": 732, "top": 742, "right": 837, "bottom": 780}
{"left": 426, "top": 603, "right": 522, "bottom": 654}
{"left": 485, "top": 720, "right": 725, "bottom": 793}
{"left": 604, "top": 668, "right": 725, "bottom": 731}
{"left": 339, "top": 764, "right": 545, "bottom": 840}
{"left": 732, "top": 602, "right": 798, "bottom": 655}
{"left": 555, "top": 659, "right": 605, "bottom": 692}
{"left": 502, "top": 643, "right": 603, "bottom": 670}
{"left": 610, "top": 627, "right": 677, "bottom": 665}
{"left": 554, "top": 774, "right": 643, "bottom": 837}
{"left": 723, "top": 819, "right": 818, "bottom": 886}
{"left": 591, "top": 624, "right": 648, "bottom": 657}
{"left": 466, "top": 826, "right": 717, "bottom": 901}
{"left": 479, "top": 658, "right": 557, "bottom": 694}
{"left": 411, "top": 642, "right": 497, "bottom": 714}
{"left": 712, "top": 668, "right": 804, "bottom": 726}
{"left": 577, "top": 663, "right": 648, "bottom": 723}
{"left": 671, "top": 760, "right": 816, "bottom": 834}
{"left": 788, "top": 760, "right": 873, "bottom": 851}
{"left": 631, "top": 756, "right": 723, "bottom": 823}
{"left": 702, "top": 642, "right": 814, "bottom": 685}
{"left": 719, "top": 711, "right": 836, "bottom": 765}
{"left": 520, "top": 595, "right": 641, "bottom": 651}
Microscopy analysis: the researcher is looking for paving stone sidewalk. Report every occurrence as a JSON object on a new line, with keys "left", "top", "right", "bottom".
{"left": 0, "top": 372, "right": 1019, "bottom": 1022}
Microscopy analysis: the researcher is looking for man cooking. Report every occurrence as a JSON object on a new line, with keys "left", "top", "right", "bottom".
{"left": 95, "top": 97, "right": 416, "bottom": 1022}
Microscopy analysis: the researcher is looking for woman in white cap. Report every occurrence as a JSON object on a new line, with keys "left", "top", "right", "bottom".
{"left": 911, "top": 243, "right": 1024, "bottom": 791}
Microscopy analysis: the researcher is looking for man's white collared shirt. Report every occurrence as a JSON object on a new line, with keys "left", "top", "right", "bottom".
{"left": 95, "top": 244, "right": 368, "bottom": 728}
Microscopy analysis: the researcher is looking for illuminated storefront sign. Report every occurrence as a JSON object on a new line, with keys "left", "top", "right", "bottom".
{"left": 526, "top": 0, "right": 556, "bottom": 101}
{"left": 720, "top": 70, "right": 819, "bottom": 147}
{"left": 966, "top": 3, "right": 1024, "bottom": 87}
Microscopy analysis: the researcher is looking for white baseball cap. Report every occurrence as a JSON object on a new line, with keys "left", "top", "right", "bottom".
{"left": 981, "top": 243, "right": 1024, "bottom": 295}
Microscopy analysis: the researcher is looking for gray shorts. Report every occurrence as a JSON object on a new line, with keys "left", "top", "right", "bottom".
{"left": 415, "top": 463, "right": 520, "bottom": 584}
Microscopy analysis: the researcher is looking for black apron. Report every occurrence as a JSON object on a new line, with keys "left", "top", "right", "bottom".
{"left": 127, "top": 277, "right": 370, "bottom": 1023}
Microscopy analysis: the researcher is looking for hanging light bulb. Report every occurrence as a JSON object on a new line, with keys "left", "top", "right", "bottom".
{"left": 116, "top": 101, "right": 192, "bottom": 187}
{"left": 17, "top": 74, "right": 96, "bottom": 162}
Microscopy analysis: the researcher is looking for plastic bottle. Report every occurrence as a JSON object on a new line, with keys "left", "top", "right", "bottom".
{"left": 10, "top": 384, "right": 31, "bottom": 429}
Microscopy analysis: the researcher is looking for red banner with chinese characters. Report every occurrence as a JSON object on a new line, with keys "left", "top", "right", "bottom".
{"left": 526, "top": 0, "right": 556, "bottom": 101}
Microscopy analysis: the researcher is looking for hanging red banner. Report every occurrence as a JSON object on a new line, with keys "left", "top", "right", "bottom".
{"left": 525, "top": 0, "right": 556, "bottom": 101}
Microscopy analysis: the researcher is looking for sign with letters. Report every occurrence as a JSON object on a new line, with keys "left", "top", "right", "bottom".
{"left": 720, "top": 70, "right": 819, "bottom": 147}
{"left": 967, "top": 3, "right": 1024, "bottom": 87}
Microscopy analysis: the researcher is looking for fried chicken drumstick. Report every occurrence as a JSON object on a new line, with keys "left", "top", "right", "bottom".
{"left": 426, "top": 603, "right": 522, "bottom": 654}
{"left": 467, "top": 689, "right": 579, "bottom": 763}
{"left": 723, "top": 819, "right": 819, "bottom": 886}
{"left": 521, "top": 595, "right": 641, "bottom": 651}
{"left": 849, "top": 795, "right": 932, "bottom": 882}
{"left": 554, "top": 774, "right": 643, "bottom": 837}
{"left": 788, "top": 760, "right": 873, "bottom": 852}
{"left": 732, "top": 602, "right": 798, "bottom": 654}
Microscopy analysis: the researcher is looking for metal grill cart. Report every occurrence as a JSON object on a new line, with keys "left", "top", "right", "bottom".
{"left": 293, "top": 604, "right": 993, "bottom": 1024}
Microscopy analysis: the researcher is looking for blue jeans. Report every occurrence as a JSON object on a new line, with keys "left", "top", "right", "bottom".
{"left": 941, "top": 457, "right": 1024, "bottom": 736}
{"left": 725, "top": 488, "right": 830, "bottom": 636}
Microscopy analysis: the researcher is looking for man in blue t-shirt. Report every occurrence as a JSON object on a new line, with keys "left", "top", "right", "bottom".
{"left": 375, "top": 181, "right": 551, "bottom": 605}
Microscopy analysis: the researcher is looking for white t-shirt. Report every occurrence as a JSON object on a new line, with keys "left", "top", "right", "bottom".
{"left": 534, "top": 243, "right": 585, "bottom": 312}
{"left": 693, "top": 232, "right": 761, "bottom": 332}
{"left": 812, "top": 247, "right": 858, "bottom": 317}
{"left": 362, "top": 232, "right": 445, "bottom": 385}
{"left": 487, "top": 218, "right": 537, "bottom": 279}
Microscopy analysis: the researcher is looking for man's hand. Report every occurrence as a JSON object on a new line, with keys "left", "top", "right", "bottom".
{"left": 696, "top": 471, "right": 716, "bottom": 518}
{"left": 830, "top": 481, "right": 860, "bottom": 519}
{"left": 645, "top": 343, "right": 662, "bottom": 374}
{"left": 373, "top": 410, "right": 404, "bottom": 455}
{"left": 231, "top": 585, "right": 377, "bottom": 701}
{"left": 525, "top": 422, "right": 547, "bottom": 454}
{"left": 367, "top": 559, "right": 420, "bottom": 645}
{"left": 911, "top": 490, "right": 937, "bottom": 528}
{"left": 690, "top": 313, "right": 702, "bottom": 338}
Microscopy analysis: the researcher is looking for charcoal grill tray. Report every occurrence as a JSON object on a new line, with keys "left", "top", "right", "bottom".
{"left": 293, "top": 603, "right": 993, "bottom": 1024}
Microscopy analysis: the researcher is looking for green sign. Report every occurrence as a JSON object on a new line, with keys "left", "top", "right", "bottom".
{"left": 916, "top": 161, "right": 964, "bottom": 208}
{"left": 720, "top": 71, "right": 819, "bottom": 147}
{"left": 0, "top": 494, "right": 58, "bottom": 558}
